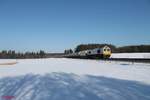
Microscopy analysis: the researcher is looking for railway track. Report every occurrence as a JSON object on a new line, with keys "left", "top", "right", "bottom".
{"left": 65, "top": 55, "right": 150, "bottom": 63}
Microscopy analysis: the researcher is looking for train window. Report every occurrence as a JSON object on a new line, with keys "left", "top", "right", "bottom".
{"left": 97, "top": 50, "right": 100, "bottom": 53}
{"left": 107, "top": 49, "right": 110, "bottom": 51}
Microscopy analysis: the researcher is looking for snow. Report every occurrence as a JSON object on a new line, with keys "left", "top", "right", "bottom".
{"left": 111, "top": 53, "right": 150, "bottom": 59}
{"left": 0, "top": 58, "right": 150, "bottom": 100}
{"left": 0, "top": 73, "right": 150, "bottom": 100}
{"left": 0, "top": 58, "right": 150, "bottom": 84}
{"left": 0, "top": 59, "right": 17, "bottom": 64}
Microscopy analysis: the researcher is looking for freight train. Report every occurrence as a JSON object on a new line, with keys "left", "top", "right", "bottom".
{"left": 78, "top": 46, "right": 111, "bottom": 59}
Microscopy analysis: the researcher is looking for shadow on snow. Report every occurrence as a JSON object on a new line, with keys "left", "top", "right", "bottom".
{"left": 0, "top": 73, "right": 150, "bottom": 100}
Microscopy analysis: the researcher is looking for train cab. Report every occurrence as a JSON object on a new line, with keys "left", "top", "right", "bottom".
{"left": 102, "top": 46, "right": 111, "bottom": 58}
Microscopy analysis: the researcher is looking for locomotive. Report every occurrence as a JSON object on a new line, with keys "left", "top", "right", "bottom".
{"left": 78, "top": 46, "right": 111, "bottom": 59}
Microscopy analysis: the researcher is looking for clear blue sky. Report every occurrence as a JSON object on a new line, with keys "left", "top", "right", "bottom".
{"left": 0, "top": 0, "right": 150, "bottom": 52}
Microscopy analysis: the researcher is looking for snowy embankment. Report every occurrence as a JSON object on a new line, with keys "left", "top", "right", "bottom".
{"left": 0, "top": 59, "right": 18, "bottom": 66}
{"left": 0, "top": 58, "right": 150, "bottom": 100}
{"left": 111, "top": 53, "right": 150, "bottom": 59}
{"left": 0, "top": 59, "right": 17, "bottom": 64}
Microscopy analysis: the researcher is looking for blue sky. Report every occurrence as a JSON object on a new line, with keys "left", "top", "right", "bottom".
{"left": 0, "top": 0, "right": 150, "bottom": 52}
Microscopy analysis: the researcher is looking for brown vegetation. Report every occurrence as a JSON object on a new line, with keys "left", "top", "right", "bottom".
{"left": 0, "top": 62, "right": 18, "bottom": 65}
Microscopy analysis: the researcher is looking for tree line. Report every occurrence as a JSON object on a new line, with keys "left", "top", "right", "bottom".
{"left": 116, "top": 45, "right": 150, "bottom": 53}
{"left": 64, "top": 44, "right": 150, "bottom": 53}
{"left": 0, "top": 50, "right": 46, "bottom": 59}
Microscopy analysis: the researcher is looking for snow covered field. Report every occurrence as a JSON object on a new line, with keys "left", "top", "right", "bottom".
{"left": 111, "top": 53, "right": 150, "bottom": 59}
{"left": 0, "top": 58, "right": 150, "bottom": 100}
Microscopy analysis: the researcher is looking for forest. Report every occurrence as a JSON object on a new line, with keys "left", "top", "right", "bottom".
{"left": 0, "top": 50, "right": 46, "bottom": 59}
{"left": 0, "top": 44, "right": 150, "bottom": 58}
{"left": 64, "top": 44, "right": 150, "bottom": 54}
